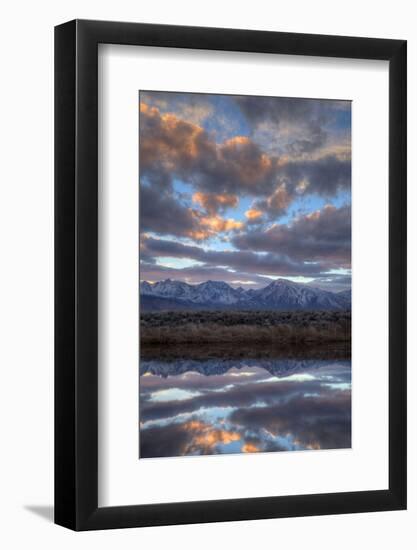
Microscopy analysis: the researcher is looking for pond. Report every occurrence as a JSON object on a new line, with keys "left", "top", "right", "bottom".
{"left": 139, "top": 345, "right": 351, "bottom": 458}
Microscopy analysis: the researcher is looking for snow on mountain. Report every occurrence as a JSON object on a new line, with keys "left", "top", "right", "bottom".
{"left": 140, "top": 281, "right": 153, "bottom": 295}
{"left": 193, "top": 281, "right": 241, "bottom": 305}
{"left": 140, "top": 357, "right": 351, "bottom": 378}
{"left": 150, "top": 279, "right": 194, "bottom": 301}
{"left": 140, "top": 278, "right": 351, "bottom": 311}
{"left": 141, "top": 279, "right": 242, "bottom": 305}
{"left": 249, "top": 279, "right": 346, "bottom": 310}
{"left": 337, "top": 289, "right": 352, "bottom": 308}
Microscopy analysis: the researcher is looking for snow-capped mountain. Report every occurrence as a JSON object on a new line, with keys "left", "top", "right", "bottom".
{"left": 141, "top": 279, "right": 242, "bottom": 305}
{"left": 249, "top": 279, "right": 345, "bottom": 310}
{"left": 337, "top": 289, "right": 352, "bottom": 308}
{"left": 140, "top": 278, "right": 351, "bottom": 311}
{"left": 140, "top": 281, "right": 153, "bottom": 295}
{"left": 191, "top": 281, "right": 242, "bottom": 305}
{"left": 146, "top": 279, "right": 193, "bottom": 300}
{"left": 140, "top": 357, "right": 351, "bottom": 378}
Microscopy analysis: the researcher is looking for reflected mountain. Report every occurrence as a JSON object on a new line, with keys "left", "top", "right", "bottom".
{"left": 139, "top": 344, "right": 351, "bottom": 459}
{"left": 140, "top": 356, "right": 350, "bottom": 378}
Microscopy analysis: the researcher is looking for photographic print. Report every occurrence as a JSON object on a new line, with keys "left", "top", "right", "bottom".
{"left": 139, "top": 91, "right": 351, "bottom": 459}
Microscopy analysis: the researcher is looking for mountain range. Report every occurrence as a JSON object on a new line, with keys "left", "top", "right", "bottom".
{"left": 140, "top": 357, "right": 351, "bottom": 378}
{"left": 140, "top": 278, "right": 351, "bottom": 311}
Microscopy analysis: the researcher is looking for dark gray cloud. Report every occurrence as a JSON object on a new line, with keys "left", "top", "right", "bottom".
{"left": 139, "top": 263, "right": 272, "bottom": 287}
{"left": 309, "top": 274, "right": 352, "bottom": 293}
{"left": 234, "top": 95, "right": 350, "bottom": 156}
{"left": 229, "top": 390, "right": 351, "bottom": 450}
{"left": 140, "top": 184, "right": 198, "bottom": 237}
{"left": 141, "top": 235, "right": 332, "bottom": 278}
{"left": 233, "top": 204, "right": 351, "bottom": 267}
{"left": 140, "top": 422, "right": 192, "bottom": 458}
{"left": 234, "top": 96, "right": 348, "bottom": 126}
{"left": 140, "top": 91, "right": 214, "bottom": 126}
{"left": 192, "top": 191, "right": 238, "bottom": 215}
{"left": 141, "top": 378, "right": 347, "bottom": 425}
{"left": 282, "top": 155, "right": 351, "bottom": 197}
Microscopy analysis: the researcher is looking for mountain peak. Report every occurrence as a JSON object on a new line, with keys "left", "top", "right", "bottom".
{"left": 267, "top": 278, "right": 296, "bottom": 287}
{"left": 140, "top": 278, "right": 351, "bottom": 311}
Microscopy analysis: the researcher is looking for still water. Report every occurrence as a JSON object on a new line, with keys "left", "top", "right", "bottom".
{"left": 139, "top": 346, "right": 351, "bottom": 458}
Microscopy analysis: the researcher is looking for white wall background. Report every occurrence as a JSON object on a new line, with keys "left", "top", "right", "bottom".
{"left": 0, "top": 1, "right": 415, "bottom": 548}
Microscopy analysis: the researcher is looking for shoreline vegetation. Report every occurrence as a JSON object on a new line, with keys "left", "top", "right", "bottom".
{"left": 140, "top": 310, "right": 351, "bottom": 347}
{"left": 140, "top": 342, "right": 350, "bottom": 361}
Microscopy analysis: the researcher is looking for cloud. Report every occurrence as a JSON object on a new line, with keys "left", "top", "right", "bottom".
{"left": 139, "top": 94, "right": 351, "bottom": 285}
{"left": 140, "top": 364, "right": 350, "bottom": 426}
{"left": 251, "top": 183, "right": 292, "bottom": 219}
{"left": 140, "top": 183, "right": 198, "bottom": 238}
{"left": 139, "top": 262, "right": 271, "bottom": 287}
{"left": 140, "top": 185, "right": 243, "bottom": 241}
{"left": 281, "top": 155, "right": 351, "bottom": 197}
{"left": 235, "top": 96, "right": 342, "bottom": 126}
{"left": 192, "top": 191, "right": 238, "bottom": 214}
{"left": 245, "top": 208, "right": 263, "bottom": 221}
{"left": 241, "top": 443, "right": 260, "bottom": 453}
{"left": 139, "top": 361, "right": 351, "bottom": 457}
{"left": 140, "top": 234, "right": 333, "bottom": 279}
{"left": 309, "top": 274, "right": 352, "bottom": 293}
{"left": 140, "top": 420, "right": 242, "bottom": 458}
{"left": 187, "top": 421, "right": 241, "bottom": 454}
{"left": 140, "top": 422, "right": 191, "bottom": 458}
{"left": 234, "top": 95, "right": 351, "bottom": 158}
{"left": 140, "top": 203, "right": 351, "bottom": 282}
{"left": 140, "top": 101, "right": 350, "bottom": 208}
{"left": 233, "top": 204, "right": 351, "bottom": 267}
{"left": 140, "top": 91, "right": 214, "bottom": 125}
{"left": 195, "top": 214, "right": 243, "bottom": 237}
{"left": 267, "top": 184, "right": 291, "bottom": 211}
{"left": 140, "top": 101, "right": 212, "bottom": 178}
{"left": 229, "top": 390, "right": 351, "bottom": 450}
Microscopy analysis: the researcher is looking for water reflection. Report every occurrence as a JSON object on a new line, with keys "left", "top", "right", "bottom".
{"left": 139, "top": 345, "right": 351, "bottom": 458}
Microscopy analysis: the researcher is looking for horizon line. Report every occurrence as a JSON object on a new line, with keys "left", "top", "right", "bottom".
{"left": 140, "top": 277, "right": 351, "bottom": 292}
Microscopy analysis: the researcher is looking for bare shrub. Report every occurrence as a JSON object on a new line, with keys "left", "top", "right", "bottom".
{"left": 140, "top": 310, "right": 351, "bottom": 346}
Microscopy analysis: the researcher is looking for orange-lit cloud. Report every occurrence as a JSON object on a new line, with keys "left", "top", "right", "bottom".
{"left": 242, "top": 443, "right": 260, "bottom": 453}
{"left": 188, "top": 211, "right": 243, "bottom": 240}
{"left": 140, "top": 101, "right": 208, "bottom": 170}
{"left": 182, "top": 420, "right": 241, "bottom": 454}
{"left": 200, "top": 215, "right": 243, "bottom": 232}
{"left": 194, "top": 429, "right": 240, "bottom": 448}
{"left": 140, "top": 92, "right": 214, "bottom": 125}
{"left": 224, "top": 135, "right": 251, "bottom": 147}
{"left": 192, "top": 192, "right": 239, "bottom": 214}
{"left": 140, "top": 102, "right": 282, "bottom": 196}
{"left": 186, "top": 420, "right": 205, "bottom": 431}
{"left": 245, "top": 208, "right": 263, "bottom": 221}
{"left": 305, "top": 204, "right": 335, "bottom": 222}
{"left": 267, "top": 183, "right": 291, "bottom": 211}
{"left": 140, "top": 101, "right": 158, "bottom": 115}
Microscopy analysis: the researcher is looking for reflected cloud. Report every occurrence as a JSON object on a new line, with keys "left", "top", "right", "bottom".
{"left": 242, "top": 443, "right": 260, "bottom": 453}
{"left": 148, "top": 388, "right": 202, "bottom": 402}
{"left": 139, "top": 350, "right": 351, "bottom": 459}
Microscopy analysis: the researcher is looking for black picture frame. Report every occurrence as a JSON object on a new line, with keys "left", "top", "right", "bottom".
{"left": 55, "top": 19, "right": 407, "bottom": 531}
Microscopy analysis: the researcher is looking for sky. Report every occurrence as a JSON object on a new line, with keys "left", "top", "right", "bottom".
{"left": 139, "top": 91, "right": 351, "bottom": 292}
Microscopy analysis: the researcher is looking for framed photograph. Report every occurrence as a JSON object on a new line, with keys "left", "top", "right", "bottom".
{"left": 55, "top": 20, "right": 407, "bottom": 530}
